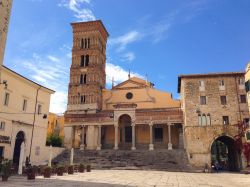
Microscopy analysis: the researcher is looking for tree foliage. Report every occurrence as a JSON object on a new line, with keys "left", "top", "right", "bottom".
{"left": 234, "top": 121, "right": 250, "bottom": 167}
{"left": 46, "top": 134, "right": 63, "bottom": 147}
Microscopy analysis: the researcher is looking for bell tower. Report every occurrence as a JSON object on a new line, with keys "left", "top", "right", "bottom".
{"left": 67, "top": 20, "right": 109, "bottom": 114}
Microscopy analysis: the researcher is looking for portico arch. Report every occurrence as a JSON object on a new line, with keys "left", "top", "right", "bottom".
{"left": 118, "top": 114, "right": 132, "bottom": 144}
{"left": 210, "top": 135, "right": 241, "bottom": 171}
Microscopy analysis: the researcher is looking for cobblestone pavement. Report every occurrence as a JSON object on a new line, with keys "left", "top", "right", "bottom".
{"left": 2, "top": 170, "right": 250, "bottom": 187}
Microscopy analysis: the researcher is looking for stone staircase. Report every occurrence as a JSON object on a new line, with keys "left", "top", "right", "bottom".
{"left": 53, "top": 149, "right": 197, "bottom": 172}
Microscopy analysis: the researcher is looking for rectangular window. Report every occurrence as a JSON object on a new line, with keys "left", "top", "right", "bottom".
{"left": 244, "top": 118, "right": 249, "bottom": 125}
{"left": 222, "top": 116, "right": 229, "bottom": 125}
{"left": 201, "top": 115, "right": 207, "bottom": 126}
{"left": 200, "top": 96, "right": 206, "bottom": 105}
{"left": 220, "top": 96, "right": 227, "bottom": 105}
{"left": 22, "top": 99, "right": 27, "bottom": 111}
{"left": 37, "top": 104, "right": 42, "bottom": 114}
{"left": 3, "top": 93, "right": 9, "bottom": 106}
{"left": 240, "top": 95, "right": 247, "bottom": 103}
{"left": 0, "top": 122, "right": 5, "bottom": 131}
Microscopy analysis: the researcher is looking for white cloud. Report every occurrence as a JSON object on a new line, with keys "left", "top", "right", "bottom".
{"left": 106, "top": 63, "right": 144, "bottom": 86}
{"left": 13, "top": 51, "right": 70, "bottom": 114}
{"left": 109, "top": 31, "right": 142, "bottom": 52}
{"left": 47, "top": 55, "right": 60, "bottom": 63}
{"left": 50, "top": 91, "right": 68, "bottom": 114}
{"left": 59, "top": 0, "right": 95, "bottom": 21}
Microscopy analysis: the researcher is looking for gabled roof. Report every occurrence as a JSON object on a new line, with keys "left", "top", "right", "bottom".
{"left": 113, "top": 77, "right": 154, "bottom": 89}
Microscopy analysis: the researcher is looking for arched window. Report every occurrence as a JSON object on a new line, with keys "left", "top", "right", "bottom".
{"left": 84, "top": 38, "right": 87, "bottom": 48}
{"left": 198, "top": 114, "right": 202, "bottom": 126}
{"left": 81, "top": 95, "right": 86, "bottom": 104}
{"left": 85, "top": 55, "right": 89, "bottom": 66}
{"left": 202, "top": 114, "right": 207, "bottom": 126}
{"left": 87, "top": 38, "right": 90, "bottom": 48}
{"left": 83, "top": 74, "right": 87, "bottom": 84}
{"left": 207, "top": 114, "right": 211, "bottom": 125}
{"left": 80, "top": 74, "right": 83, "bottom": 84}
{"left": 80, "top": 55, "right": 85, "bottom": 67}
{"left": 80, "top": 38, "right": 84, "bottom": 49}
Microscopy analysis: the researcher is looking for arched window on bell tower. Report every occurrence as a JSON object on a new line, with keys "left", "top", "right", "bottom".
{"left": 86, "top": 55, "right": 89, "bottom": 66}
{"left": 80, "top": 38, "right": 84, "bottom": 49}
{"left": 84, "top": 74, "right": 87, "bottom": 84}
{"left": 80, "top": 74, "right": 83, "bottom": 84}
{"left": 81, "top": 55, "right": 85, "bottom": 67}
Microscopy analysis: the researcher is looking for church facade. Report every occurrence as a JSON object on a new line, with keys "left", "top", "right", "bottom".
{"left": 64, "top": 20, "right": 249, "bottom": 170}
{"left": 64, "top": 20, "right": 183, "bottom": 152}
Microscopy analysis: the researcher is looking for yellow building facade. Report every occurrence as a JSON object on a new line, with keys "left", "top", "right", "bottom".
{"left": 0, "top": 65, "right": 55, "bottom": 165}
{"left": 47, "top": 113, "right": 64, "bottom": 137}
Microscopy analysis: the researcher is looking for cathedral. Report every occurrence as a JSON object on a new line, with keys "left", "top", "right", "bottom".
{"left": 64, "top": 20, "right": 249, "bottom": 171}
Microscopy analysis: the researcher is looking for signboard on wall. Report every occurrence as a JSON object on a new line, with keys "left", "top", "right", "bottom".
{"left": 0, "top": 135, "right": 11, "bottom": 144}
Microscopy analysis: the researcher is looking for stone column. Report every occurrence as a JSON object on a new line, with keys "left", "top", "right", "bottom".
{"left": 96, "top": 125, "right": 102, "bottom": 150}
{"left": 131, "top": 122, "right": 136, "bottom": 150}
{"left": 80, "top": 126, "right": 85, "bottom": 150}
{"left": 114, "top": 123, "right": 119, "bottom": 150}
{"left": 149, "top": 122, "right": 154, "bottom": 150}
{"left": 168, "top": 124, "right": 172, "bottom": 150}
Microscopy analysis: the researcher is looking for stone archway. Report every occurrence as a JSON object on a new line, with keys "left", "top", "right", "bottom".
{"left": 211, "top": 135, "right": 241, "bottom": 171}
{"left": 118, "top": 114, "right": 132, "bottom": 145}
{"left": 13, "top": 131, "right": 25, "bottom": 166}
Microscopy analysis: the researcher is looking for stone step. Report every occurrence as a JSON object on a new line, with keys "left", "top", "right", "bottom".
{"left": 53, "top": 149, "right": 193, "bottom": 172}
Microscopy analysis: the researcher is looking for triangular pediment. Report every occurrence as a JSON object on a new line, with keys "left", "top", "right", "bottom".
{"left": 113, "top": 77, "right": 152, "bottom": 89}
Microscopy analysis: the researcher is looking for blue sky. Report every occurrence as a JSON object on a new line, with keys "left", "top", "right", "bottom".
{"left": 3, "top": 0, "right": 250, "bottom": 114}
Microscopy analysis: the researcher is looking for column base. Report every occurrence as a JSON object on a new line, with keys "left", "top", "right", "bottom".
{"left": 131, "top": 146, "right": 136, "bottom": 150}
{"left": 114, "top": 146, "right": 119, "bottom": 150}
{"left": 149, "top": 144, "right": 154, "bottom": 151}
{"left": 96, "top": 146, "right": 101, "bottom": 150}
{"left": 168, "top": 143, "right": 172, "bottom": 150}
{"left": 79, "top": 144, "right": 85, "bottom": 150}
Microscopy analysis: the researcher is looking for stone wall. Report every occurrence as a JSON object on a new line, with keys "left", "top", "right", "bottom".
{"left": 179, "top": 73, "right": 249, "bottom": 167}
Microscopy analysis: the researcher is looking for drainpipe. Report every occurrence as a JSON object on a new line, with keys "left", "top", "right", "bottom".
{"left": 234, "top": 77, "right": 242, "bottom": 122}
{"left": 28, "top": 86, "right": 41, "bottom": 163}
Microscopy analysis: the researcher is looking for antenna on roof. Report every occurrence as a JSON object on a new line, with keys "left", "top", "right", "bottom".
{"left": 112, "top": 77, "right": 114, "bottom": 88}
{"left": 128, "top": 69, "right": 131, "bottom": 79}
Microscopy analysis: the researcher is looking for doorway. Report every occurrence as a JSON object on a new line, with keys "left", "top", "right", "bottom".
{"left": 211, "top": 136, "right": 241, "bottom": 171}
{"left": 13, "top": 131, "right": 25, "bottom": 165}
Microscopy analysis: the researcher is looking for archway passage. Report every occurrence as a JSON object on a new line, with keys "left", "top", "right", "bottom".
{"left": 13, "top": 131, "right": 25, "bottom": 166}
{"left": 211, "top": 136, "right": 241, "bottom": 171}
{"left": 119, "top": 114, "right": 132, "bottom": 144}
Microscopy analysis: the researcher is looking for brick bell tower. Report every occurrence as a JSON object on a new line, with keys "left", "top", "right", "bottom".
{"left": 67, "top": 20, "right": 109, "bottom": 114}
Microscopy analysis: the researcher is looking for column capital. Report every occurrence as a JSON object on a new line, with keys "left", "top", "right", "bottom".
{"left": 149, "top": 122, "right": 154, "bottom": 126}
{"left": 131, "top": 123, "right": 136, "bottom": 127}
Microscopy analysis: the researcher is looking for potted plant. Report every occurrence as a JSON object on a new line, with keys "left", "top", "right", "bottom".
{"left": 0, "top": 159, "right": 12, "bottom": 182}
{"left": 56, "top": 165, "right": 65, "bottom": 176}
{"left": 86, "top": 164, "right": 91, "bottom": 172}
{"left": 26, "top": 165, "right": 37, "bottom": 180}
{"left": 67, "top": 165, "right": 74, "bottom": 174}
{"left": 43, "top": 166, "right": 52, "bottom": 178}
{"left": 78, "top": 163, "right": 85, "bottom": 173}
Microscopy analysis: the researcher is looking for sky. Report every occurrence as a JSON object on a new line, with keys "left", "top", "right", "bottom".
{"left": 3, "top": 0, "right": 250, "bottom": 114}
